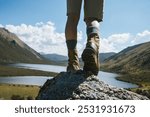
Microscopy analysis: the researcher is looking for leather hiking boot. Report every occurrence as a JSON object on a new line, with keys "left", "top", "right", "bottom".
{"left": 67, "top": 49, "right": 80, "bottom": 72}
{"left": 82, "top": 34, "right": 100, "bottom": 75}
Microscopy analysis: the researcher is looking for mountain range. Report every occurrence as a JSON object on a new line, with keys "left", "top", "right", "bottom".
{"left": 1, "top": 27, "right": 149, "bottom": 76}
{"left": 42, "top": 53, "right": 68, "bottom": 62}
{"left": 42, "top": 52, "right": 116, "bottom": 64}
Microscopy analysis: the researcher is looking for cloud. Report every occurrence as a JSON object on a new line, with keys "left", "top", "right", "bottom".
{"left": 100, "top": 33, "right": 132, "bottom": 53}
{"left": 100, "top": 31, "right": 150, "bottom": 53}
{"left": 132, "top": 30, "right": 150, "bottom": 44}
{"left": 4, "top": 21, "right": 83, "bottom": 56}
{"left": 1, "top": 21, "right": 150, "bottom": 55}
{"left": 100, "top": 38, "right": 117, "bottom": 52}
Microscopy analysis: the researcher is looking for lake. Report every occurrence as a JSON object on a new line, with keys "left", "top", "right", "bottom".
{"left": 0, "top": 63, "right": 138, "bottom": 88}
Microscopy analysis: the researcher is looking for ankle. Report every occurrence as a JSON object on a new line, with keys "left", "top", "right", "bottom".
{"left": 66, "top": 40, "right": 77, "bottom": 50}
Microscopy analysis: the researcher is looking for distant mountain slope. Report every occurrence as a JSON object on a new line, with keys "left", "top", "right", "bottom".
{"left": 42, "top": 53, "right": 68, "bottom": 62}
{"left": 102, "top": 42, "right": 150, "bottom": 73}
{"left": 41, "top": 52, "right": 116, "bottom": 66}
{"left": 99, "top": 52, "right": 116, "bottom": 62}
{"left": 0, "top": 28, "right": 45, "bottom": 63}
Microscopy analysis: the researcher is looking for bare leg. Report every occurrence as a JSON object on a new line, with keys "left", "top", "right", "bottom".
{"left": 65, "top": 14, "right": 80, "bottom": 72}
{"left": 65, "top": 14, "right": 80, "bottom": 41}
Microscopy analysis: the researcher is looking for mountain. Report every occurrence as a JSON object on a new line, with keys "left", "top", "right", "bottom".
{"left": 36, "top": 72, "right": 149, "bottom": 100}
{"left": 41, "top": 52, "right": 116, "bottom": 66}
{"left": 101, "top": 42, "right": 150, "bottom": 96}
{"left": 42, "top": 53, "right": 68, "bottom": 62}
{"left": 99, "top": 52, "right": 116, "bottom": 62}
{"left": 0, "top": 28, "right": 46, "bottom": 64}
{"left": 41, "top": 53, "right": 68, "bottom": 66}
{"left": 102, "top": 42, "right": 150, "bottom": 73}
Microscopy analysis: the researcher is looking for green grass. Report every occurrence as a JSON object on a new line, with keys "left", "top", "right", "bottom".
{"left": 0, "top": 65, "right": 58, "bottom": 76}
{"left": 101, "top": 64, "right": 150, "bottom": 99}
{"left": 0, "top": 83, "right": 40, "bottom": 100}
{"left": 116, "top": 72, "right": 150, "bottom": 99}
{"left": 116, "top": 70, "right": 150, "bottom": 85}
{"left": 129, "top": 83, "right": 150, "bottom": 99}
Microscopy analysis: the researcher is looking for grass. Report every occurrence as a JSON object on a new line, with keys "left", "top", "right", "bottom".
{"left": 101, "top": 64, "right": 150, "bottom": 99}
{"left": 0, "top": 65, "right": 58, "bottom": 100}
{"left": 0, "top": 65, "right": 58, "bottom": 77}
{"left": 129, "top": 84, "right": 150, "bottom": 99}
{"left": 116, "top": 72, "right": 150, "bottom": 99}
{"left": 116, "top": 70, "right": 150, "bottom": 85}
{"left": 0, "top": 83, "right": 40, "bottom": 100}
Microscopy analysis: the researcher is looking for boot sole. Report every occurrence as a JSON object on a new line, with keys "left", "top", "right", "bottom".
{"left": 82, "top": 48, "right": 99, "bottom": 75}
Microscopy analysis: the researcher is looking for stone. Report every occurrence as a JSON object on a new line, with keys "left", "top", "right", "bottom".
{"left": 36, "top": 71, "right": 149, "bottom": 100}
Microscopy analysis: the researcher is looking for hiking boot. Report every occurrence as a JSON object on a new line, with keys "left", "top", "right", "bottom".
{"left": 67, "top": 49, "right": 80, "bottom": 72}
{"left": 82, "top": 34, "right": 100, "bottom": 75}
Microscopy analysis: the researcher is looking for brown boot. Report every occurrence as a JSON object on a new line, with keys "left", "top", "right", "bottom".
{"left": 67, "top": 49, "right": 80, "bottom": 72}
{"left": 82, "top": 34, "right": 100, "bottom": 75}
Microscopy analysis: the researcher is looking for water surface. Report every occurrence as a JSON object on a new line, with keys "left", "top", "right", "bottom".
{"left": 0, "top": 63, "right": 138, "bottom": 88}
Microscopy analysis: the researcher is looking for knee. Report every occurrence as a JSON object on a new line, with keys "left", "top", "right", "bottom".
{"left": 67, "top": 14, "right": 80, "bottom": 25}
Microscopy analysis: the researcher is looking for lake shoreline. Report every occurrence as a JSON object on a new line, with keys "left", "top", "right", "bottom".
{"left": 0, "top": 63, "right": 139, "bottom": 88}
{"left": 0, "top": 65, "right": 58, "bottom": 77}
{"left": 101, "top": 69, "right": 150, "bottom": 98}
{"left": 0, "top": 63, "right": 146, "bottom": 99}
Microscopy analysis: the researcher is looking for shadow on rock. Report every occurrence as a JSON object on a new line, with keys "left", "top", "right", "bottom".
{"left": 36, "top": 71, "right": 88, "bottom": 100}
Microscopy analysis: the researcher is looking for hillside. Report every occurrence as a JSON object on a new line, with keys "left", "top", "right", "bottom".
{"left": 41, "top": 52, "right": 116, "bottom": 66}
{"left": 102, "top": 42, "right": 150, "bottom": 73}
{"left": 101, "top": 42, "right": 150, "bottom": 92}
{"left": 42, "top": 53, "right": 68, "bottom": 62}
{"left": 100, "top": 52, "right": 116, "bottom": 62}
{"left": 0, "top": 28, "right": 46, "bottom": 64}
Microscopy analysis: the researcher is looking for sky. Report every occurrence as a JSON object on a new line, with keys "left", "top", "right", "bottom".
{"left": 0, "top": 0, "right": 150, "bottom": 56}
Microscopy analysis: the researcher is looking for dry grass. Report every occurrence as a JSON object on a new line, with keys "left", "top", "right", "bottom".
{"left": 0, "top": 83, "right": 40, "bottom": 100}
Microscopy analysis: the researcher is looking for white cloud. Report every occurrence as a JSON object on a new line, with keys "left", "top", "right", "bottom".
{"left": 1, "top": 21, "right": 150, "bottom": 55}
{"left": 100, "top": 33, "right": 132, "bottom": 53}
{"left": 132, "top": 30, "right": 150, "bottom": 44}
{"left": 107, "top": 33, "right": 131, "bottom": 44}
{"left": 137, "top": 30, "right": 150, "bottom": 37}
{"left": 101, "top": 31, "right": 150, "bottom": 53}
{"left": 100, "top": 38, "right": 117, "bottom": 52}
{"left": 3, "top": 21, "right": 83, "bottom": 56}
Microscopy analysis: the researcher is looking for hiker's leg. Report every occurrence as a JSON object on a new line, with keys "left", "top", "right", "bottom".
{"left": 65, "top": 0, "right": 82, "bottom": 72}
{"left": 82, "top": 0, "right": 104, "bottom": 75}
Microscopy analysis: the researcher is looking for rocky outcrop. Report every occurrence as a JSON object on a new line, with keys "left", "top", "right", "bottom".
{"left": 36, "top": 71, "right": 149, "bottom": 100}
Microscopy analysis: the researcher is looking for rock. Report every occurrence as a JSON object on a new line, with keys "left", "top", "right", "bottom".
{"left": 36, "top": 71, "right": 149, "bottom": 100}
